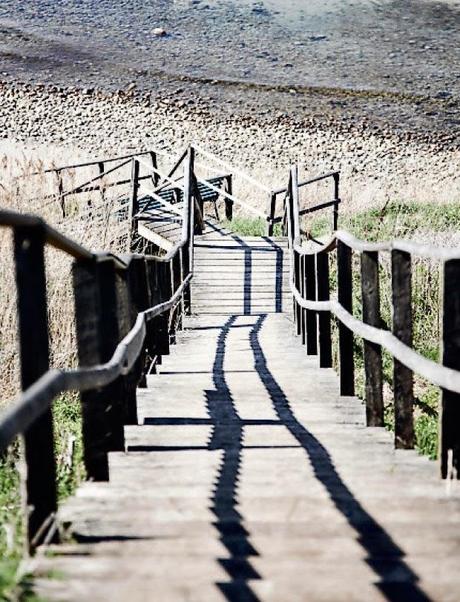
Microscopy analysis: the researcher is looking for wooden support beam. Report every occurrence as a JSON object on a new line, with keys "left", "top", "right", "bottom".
{"left": 440, "top": 259, "right": 460, "bottom": 478}
{"left": 332, "top": 172, "right": 340, "bottom": 231}
{"left": 305, "top": 254, "right": 318, "bottom": 355}
{"left": 337, "top": 240, "right": 355, "bottom": 396}
{"left": 14, "top": 224, "right": 58, "bottom": 551}
{"left": 361, "top": 251, "right": 384, "bottom": 427}
{"left": 392, "top": 249, "right": 414, "bottom": 449}
{"left": 316, "top": 253, "right": 332, "bottom": 368}
{"left": 128, "top": 159, "right": 140, "bottom": 252}
{"left": 266, "top": 192, "right": 277, "bottom": 236}
{"left": 294, "top": 252, "right": 302, "bottom": 337}
{"left": 300, "top": 255, "right": 306, "bottom": 345}
{"left": 73, "top": 257, "right": 125, "bottom": 481}
{"left": 98, "top": 161, "right": 105, "bottom": 206}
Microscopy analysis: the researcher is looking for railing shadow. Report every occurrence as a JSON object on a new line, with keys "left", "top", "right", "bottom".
{"left": 205, "top": 315, "right": 261, "bottom": 601}
{"left": 197, "top": 222, "right": 285, "bottom": 315}
{"left": 248, "top": 314, "right": 431, "bottom": 602}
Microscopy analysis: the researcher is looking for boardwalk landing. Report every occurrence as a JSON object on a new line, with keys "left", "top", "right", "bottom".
{"left": 35, "top": 238, "right": 460, "bottom": 602}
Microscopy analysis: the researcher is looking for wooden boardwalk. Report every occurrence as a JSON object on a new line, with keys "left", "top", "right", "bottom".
{"left": 193, "top": 233, "right": 291, "bottom": 315}
{"left": 33, "top": 236, "right": 460, "bottom": 601}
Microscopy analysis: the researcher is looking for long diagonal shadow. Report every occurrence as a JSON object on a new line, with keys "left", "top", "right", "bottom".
{"left": 226, "top": 234, "right": 252, "bottom": 315}
{"left": 205, "top": 315, "right": 261, "bottom": 601}
{"left": 248, "top": 314, "right": 431, "bottom": 602}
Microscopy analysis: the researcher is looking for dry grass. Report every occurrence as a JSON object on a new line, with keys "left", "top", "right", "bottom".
{"left": 0, "top": 147, "right": 138, "bottom": 405}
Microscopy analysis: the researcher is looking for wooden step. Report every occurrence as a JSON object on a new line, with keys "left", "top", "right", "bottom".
{"left": 34, "top": 312, "right": 459, "bottom": 602}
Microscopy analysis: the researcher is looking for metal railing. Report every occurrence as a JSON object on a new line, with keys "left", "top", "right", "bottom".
{"left": 285, "top": 164, "right": 460, "bottom": 480}
{"left": 0, "top": 148, "right": 197, "bottom": 552}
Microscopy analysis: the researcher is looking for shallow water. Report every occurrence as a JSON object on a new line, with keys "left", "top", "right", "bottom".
{"left": 0, "top": 0, "right": 459, "bottom": 98}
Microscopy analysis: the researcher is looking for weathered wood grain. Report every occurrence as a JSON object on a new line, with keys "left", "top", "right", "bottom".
{"left": 34, "top": 312, "right": 460, "bottom": 602}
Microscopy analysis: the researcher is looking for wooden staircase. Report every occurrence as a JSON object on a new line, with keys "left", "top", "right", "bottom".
{"left": 33, "top": 312, "right": 460, "bottom": 601}
{"left": 192, "top": 234, "right": 291, "bottom": 315}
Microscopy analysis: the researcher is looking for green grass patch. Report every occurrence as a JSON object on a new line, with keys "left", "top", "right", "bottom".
{"left": 0, "top": 392, "right": 83, "bottom": 600}
{"left": 222, "top": 217, "right": 282, "bottom": 237}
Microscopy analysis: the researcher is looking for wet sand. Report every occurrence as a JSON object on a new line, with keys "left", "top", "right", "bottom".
{"left": 0, "top": 0, "right": 459, "bottom": 145}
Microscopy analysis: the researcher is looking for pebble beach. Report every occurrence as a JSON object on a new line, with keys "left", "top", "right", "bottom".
{"left": 0, "top": 0, "right": 458, "bottom": 211}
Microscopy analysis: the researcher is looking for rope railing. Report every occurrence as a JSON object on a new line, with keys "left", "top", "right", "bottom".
{"left": 0, "top": 147, "right": 197, "bottom": 553}
{"left": 285, "top": 164, "right": 460, "bottom": 480}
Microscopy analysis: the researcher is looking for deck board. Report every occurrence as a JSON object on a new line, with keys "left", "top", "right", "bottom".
{"left": 32, "top": 231, "right": 460, "bottom": 602}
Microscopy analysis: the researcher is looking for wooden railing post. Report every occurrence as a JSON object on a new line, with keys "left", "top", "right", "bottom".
{"left": 337, "top": 240, "right": 355, "bottom": 396}
{"left": 116, "top": 260, "right": 138, "bottom": 426}
{"left": 293, "top": 250, "right": 302, "bottom": 336}
{"left": 440, "top": 258, "right": 460, "bottom": 478}
{"left": 361, "top": 251, "right": 384, "bottom": 426}
{"left": 14, "top": 224, "right": 58, "bottom": 551}
{"left": 148, "top": 260, "right": 171, "bottom": 359}
{"left": 305, "top": 254, "right": 318, "bottom": 355}
{"left": 332, "top": 172, "right": 340, "bottom": 231}
{"left": 128, "top": 256, "right": 150, "bottom": 388}
{"left": 128, "top": 159, "right": 140, "bottom": 251}
{"left": 183, "top": 147, "right": 193, "bottom": 315}
{"left": 98, "top": 161, "right": 105, "bottom": 205}
{"left": 391, "top": 250, "right": 414, "bottom": 449}
{"left": 266, "top": 192, "right": 277, "bottom": 236}
{"left": 225, "top": 175, "right": 233, "bottom": 221}
{"left": 192, "top": 173, "right": 205, "bottom": 235}
{"left": 56, "top": 170, "right": 66, "bottom": 218}
{"left": 316, "top": 253, "right": 332, "bottom": 368}
{"left": 300, "top": 255, "right": 307, "bottom": 345}
{"left": 144, "top": 260, "right": 166, "bottom": 370}
{"left": 182, "top": 244, "right": 191, "bottom": 316}
{"left": 73, "top": 257, "right": 125, "bottom": 481}
{"left": 149, "top": 151, "right": 159, "bottom": 187}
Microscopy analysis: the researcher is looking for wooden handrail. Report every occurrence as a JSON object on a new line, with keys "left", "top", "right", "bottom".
{"left": 17, "top": 150, "right": 155, "bottom": 178}
{"left": 0, "top": 147, "right": 196, "bottom": 551}
{"left": 284, "top": 163, "right": 460, "bottom": 478}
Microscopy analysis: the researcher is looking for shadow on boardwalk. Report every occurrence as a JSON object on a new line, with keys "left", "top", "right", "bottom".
{"left": 124, "top": 314, "right": 432, "bottom": 601}
{"left": 206, "top": 314, "right": 431, "bottom": 602}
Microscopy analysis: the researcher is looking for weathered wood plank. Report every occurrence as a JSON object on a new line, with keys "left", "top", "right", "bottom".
{"left": 361, "top": 251, "right": 384, "bottom": 427}
{"left": 391, "top": 249, "right": 415, "bottom": 449}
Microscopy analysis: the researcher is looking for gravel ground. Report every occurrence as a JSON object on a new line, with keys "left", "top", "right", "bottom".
{"left": 0, "top": 81, "right": 459, "bottom": 214}
{"left": 0, "top": 1, "right": 459, "bottom": 148}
